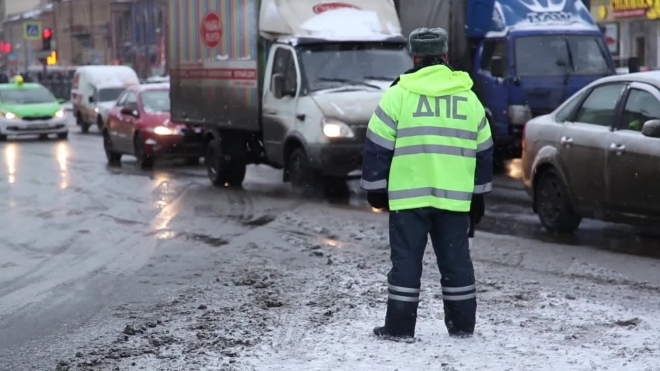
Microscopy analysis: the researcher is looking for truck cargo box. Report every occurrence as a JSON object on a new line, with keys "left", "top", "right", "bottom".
{"left": 168, "top": 0, "right": 261, "bottom": 131}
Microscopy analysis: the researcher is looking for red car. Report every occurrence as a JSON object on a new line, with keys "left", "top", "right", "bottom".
{"left": 102, "top": 83, "right": 203, "bottom": 168}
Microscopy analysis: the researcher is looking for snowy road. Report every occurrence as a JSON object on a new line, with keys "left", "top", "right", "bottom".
{"left": 0, "top": 119, "right": 659, "bottom": 370}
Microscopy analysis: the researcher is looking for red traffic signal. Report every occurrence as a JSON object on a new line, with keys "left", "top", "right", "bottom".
{"left": 42, "top": 28, "right": 52, "bottom": 39}
{"left": 0, "top": 41, "right": 11, "bottom": 54}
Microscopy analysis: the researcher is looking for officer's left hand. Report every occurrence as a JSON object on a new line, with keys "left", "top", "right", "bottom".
{"left": 367, "top": 192, "right": 389, "bottom": 210}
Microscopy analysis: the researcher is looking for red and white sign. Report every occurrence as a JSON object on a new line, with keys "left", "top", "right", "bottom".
{"left": 200, "top": 12, "right": 222, "bottom": 48}
{"left": 313, "top": 2, "right": 360, "bottom": 14}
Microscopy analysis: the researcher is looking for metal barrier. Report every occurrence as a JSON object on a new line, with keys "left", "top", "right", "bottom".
{"left": 40, "top": 79, "right": 73, "bottom": 101}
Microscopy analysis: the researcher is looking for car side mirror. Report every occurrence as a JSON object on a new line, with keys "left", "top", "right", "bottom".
{"left": 272, "top": 73, "right": 285, "bottom": 99}
{"left": 120, "top": 107, "right": 138, "bottom": 117}
{"left": 490, "top": 56, "right": 505, "bottom": 78}
{"left": 88, "top": 96, "right": 95, "bottom": 103}
{"left": 641, "top": 119, "right": 660, "bottom": 138}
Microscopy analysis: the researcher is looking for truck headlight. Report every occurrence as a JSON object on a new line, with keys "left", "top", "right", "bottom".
{"left": 54, "top": 110, "right": 65, "bottom": 118}
{"left": 508, "top": 105, "right": 532, "bottom": 125}
{"left": 322, "top": 118, "right": 354, "bottom": 138}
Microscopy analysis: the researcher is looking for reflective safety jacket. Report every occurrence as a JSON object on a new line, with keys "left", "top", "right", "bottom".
{"left": 360, "top": 64, "right": 493, "bottom": 212}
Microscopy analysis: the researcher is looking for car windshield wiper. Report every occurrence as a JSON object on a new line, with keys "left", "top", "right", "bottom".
{"left": 363, "top": 75, "right": 396, "bottom": 81}
{"left": 315, "top": 77, "right": 380, "bottom": 90}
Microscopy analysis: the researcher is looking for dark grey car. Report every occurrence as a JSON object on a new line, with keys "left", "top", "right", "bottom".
{"left": 522, "top": 72, "right": 660, "bottom": 233}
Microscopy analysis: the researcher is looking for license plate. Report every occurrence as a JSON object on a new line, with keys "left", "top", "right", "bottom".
{"left": 194, "top": 127, "right": 202, "bottom": 133}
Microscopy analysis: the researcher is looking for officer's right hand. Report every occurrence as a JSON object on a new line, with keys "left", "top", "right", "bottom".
{"left": 470, "top": 194, "right": 485, "bottom": 225}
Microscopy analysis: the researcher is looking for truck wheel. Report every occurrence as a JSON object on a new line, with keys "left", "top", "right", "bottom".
{"left": 205, "top": 139, "right": 246, "bottom": 187}
{"left": 535, "top": 169, "right": 581, "bottom": 233}
{"left": 77, "top": 114, "right": 90, "bottom": 133}
{"left": 103, "top": 131, "right": 122, "bottom": 165}
{"left": 287, "top": 148, "right": 320, "bottom": 195}
{"left": 134, "top": 133, "right": 154, "bottom": 170}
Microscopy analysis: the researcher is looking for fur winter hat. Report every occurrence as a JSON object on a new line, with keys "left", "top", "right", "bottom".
{"left": 408, "top": 27, "right": 449, "bottom": 56}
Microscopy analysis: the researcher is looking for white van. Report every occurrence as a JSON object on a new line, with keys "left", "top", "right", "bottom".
{"left": 71, "top": 66, "right": 140, "bottom": 133}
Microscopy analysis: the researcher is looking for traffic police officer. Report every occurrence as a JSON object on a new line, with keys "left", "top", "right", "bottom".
{"left": 360, "top": 27, "right": 493, "bottom": 339}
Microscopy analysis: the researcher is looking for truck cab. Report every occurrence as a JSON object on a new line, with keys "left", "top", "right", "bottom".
{"left": 396, "top": 0, "right": 614, "bottom": 161}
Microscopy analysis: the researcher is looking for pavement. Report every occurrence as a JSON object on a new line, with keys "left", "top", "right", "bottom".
{"left": 0, "top": 115, "right": 659, "bottom": 370}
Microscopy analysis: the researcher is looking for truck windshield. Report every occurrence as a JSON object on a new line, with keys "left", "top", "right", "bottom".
{"left": 98, "top": 87, "right": 126, "bottom": 102}
{"left": 298, "top": 43, "right": 412, "bottom": 91}
{"left": 514, "top": 35, "right": 611, "bottom": 76}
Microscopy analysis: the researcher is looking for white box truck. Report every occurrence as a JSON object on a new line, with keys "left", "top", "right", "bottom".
{"left": 168, "top": 0, "right": 412, "bottom": 193}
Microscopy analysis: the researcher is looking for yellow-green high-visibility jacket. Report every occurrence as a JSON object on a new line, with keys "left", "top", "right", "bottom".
{"left": 360, "top": 64, "right": 493, "bottom": 212}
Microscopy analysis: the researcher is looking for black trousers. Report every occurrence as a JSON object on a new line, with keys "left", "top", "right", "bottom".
{"left": 384, "top": 207, "right": 477, "bottom": 337}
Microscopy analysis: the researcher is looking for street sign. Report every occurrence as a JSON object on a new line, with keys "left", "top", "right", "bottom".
{"left": 23, "top": 21, "right": 42, "bottom": 40}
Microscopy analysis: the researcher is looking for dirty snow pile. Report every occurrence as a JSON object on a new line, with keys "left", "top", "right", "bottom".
{"left": 57, "top": 206, "right": 660, "bottom": 371}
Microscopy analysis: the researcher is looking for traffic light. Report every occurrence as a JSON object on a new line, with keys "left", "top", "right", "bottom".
{"left": 0, "top": 41, "right": 11, "bottom": 54}
{"left": 42, "top": 28, "right": 52, "bottom": 51}
{"left": 46, "top": 51, "right": 57, "bottom": 66}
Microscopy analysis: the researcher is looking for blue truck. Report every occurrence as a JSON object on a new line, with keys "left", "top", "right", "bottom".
{"left": 395, "top": 0, "right": 615, "bottom": 162}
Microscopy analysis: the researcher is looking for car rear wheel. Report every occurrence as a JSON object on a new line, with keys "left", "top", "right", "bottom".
{"left": 535, "top": 169, "right": 581, "bottom": 233}
{"left": 0, "top": 134, "right": 6, "bottom": 141}
{"left": 103, "top": 131, "right": 121, "bottom": 165}
{"left": 134, "top": 133, "right": 154, "bottom": 170}
{"left": 97, "top": 116, "right": 104, "bottom": 130}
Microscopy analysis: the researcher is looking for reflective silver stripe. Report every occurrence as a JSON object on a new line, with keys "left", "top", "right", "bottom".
{"left": 360, "top": 178, "right": 387, "bottom": 190}
{"left": 389, "top": 285, "right": 420, "bottom": 294}
{"left": 366, "top": 128, "right": 395, "bottom": 150}
{"left": 442, "top": 285, "right": 475, "bottom": 293}
{"left": 398, "top": 126, "right": 477, "bottom": 141}
{"left": 394, "top": 144, "right": 476, "bottom": 158}
{"left": 389, "top": 187, "right": 472, "bottom": 202}
{"left": 442, "top": 292, "right": 476, "bottom": 301}
{"left": 478, "top": 117, "right": 488, "bottom": 131}
{"left": 476, "top": 137, "right": 493, "bottom": 152}
{"left": 389, "top": 294, "right": 420, "bottom": 302}
{"left": 374, "top": 106, "right": 397, "bottom": 130}
{"left": 474, "top": 182, "right": 493, "bottom": 194}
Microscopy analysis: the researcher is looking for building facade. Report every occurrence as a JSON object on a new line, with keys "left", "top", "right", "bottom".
{"left": 592, "top": 0, "right": 660, "bottom": 68}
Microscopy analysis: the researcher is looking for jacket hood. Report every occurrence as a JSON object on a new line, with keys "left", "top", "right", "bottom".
{"left": 398, "top": 65, "right": 474, "bottom": 96}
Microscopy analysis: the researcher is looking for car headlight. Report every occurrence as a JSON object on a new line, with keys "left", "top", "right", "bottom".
{"left": 322, "top": 118, "right": 355, "bottom": 138}
{"left": 508, "top": 105, "right": 532, "bottom": 125}
{"left": 152, "top": 126, "right": 175, "bottom": 135}
{"left": 54, "top": 110, "right": 65, "bottom": 118}
{"left": 94, "top": 107, "right": 99, "bottom": 113}
{"left": 2, "top": 110, "right": 18, "bottom": 120}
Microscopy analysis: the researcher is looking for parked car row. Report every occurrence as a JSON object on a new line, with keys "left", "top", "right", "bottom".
{"left": 522, "top": 71, "right": 660, "bottom": 233}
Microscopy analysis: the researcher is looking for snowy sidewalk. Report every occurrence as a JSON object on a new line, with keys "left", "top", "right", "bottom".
{"left": 58, "top": 204, "right": 660, "bottom": 371}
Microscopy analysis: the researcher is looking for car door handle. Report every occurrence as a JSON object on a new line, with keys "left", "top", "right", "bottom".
{"left": 609, "top": 143, "right": 625, "bottom": 154}
{"left": 264, "top": 109, "right": 277, "bottom": 115}
{"left": 560, "top": 136, "right": 573, "bottom": 144}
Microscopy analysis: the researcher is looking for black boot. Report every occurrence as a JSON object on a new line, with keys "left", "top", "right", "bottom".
{"left": 373, "top": 299, "right": 418, "bottom": 339}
